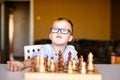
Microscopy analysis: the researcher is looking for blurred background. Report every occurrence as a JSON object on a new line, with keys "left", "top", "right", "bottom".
{"left": 0, "top": 0, "right": 120, "bottom": 63}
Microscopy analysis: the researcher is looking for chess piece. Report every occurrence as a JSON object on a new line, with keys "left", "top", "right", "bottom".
{"left": 50, "top": 57, "right": 55, "bottom": 72}
{"left": 72, "top": 57, "right": 77, "bottom": 70}
{"left": 47, "top": 57, "right": 51, "bottom": 71}
{"left": 111, "top": 52, "right": 116, "bottom": 64}
{"left": 87, "top": 52, "right": 94, "bottom": 71}
{"left": 67, "top": 51, "right": 72, "bottom": 66}
{"left": 39, "top": 54, "right": 45, "bottom": 72}
{"left": 68, "top": 61, "right": 73, "bottom": 73}
{"left": 30, "top": 57, "right": 35, "bottom": 72}
{"left": 44, "top": 57, "right": 47, "bottom": 70}
{"left": 35, "top": 56, "right": 40, "bottom": 71}
{"left": 55, "top": 58, "right": 59, "bottom": 72}
{"left": 81, "top": 62, "right": 86, "bottom": 74}
{"left": 68, "top": 51, "right": 72, "bottom": 61}
{"left": 58, "top": 50, "right": 64, "bottom": 71}
{"left": 79, "top": 55, "right": 84, "bottom": 69}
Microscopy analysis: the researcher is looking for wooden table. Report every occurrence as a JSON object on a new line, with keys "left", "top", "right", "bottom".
{"left": 0, "top": 64, "right": 120, "bottom": 80}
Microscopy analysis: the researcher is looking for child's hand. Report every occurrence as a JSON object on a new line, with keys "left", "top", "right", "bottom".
{"left": 7, "top": 61, "right": 25, "bottom": 71}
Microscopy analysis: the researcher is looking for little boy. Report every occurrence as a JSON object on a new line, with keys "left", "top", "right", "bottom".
{"left": 7, "top": 17, "right": 78, "bottom": 71}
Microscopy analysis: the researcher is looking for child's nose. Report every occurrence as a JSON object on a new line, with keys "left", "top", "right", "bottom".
{"left": 58, "top": 30, "right": 62, "bottom": 34}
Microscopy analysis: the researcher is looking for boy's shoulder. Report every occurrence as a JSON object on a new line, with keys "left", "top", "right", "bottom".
{"left": 67, "top": 45, "right": 75, "bottom": 49}
{"left": 41, "top": 44, "right": 51, "bottom": 46}
{"left": 41, "top": 44, "right": 75, "bottom": 49}
{"left": 66, "top": 45, "right": 77, "bottom": 54}
{"left": 41, "top": 44, "right": 52, "bottom": 48}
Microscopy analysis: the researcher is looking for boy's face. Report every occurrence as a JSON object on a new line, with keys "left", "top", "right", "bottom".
{"left": 49, "top": 20, "right": 73, "bottom": 46}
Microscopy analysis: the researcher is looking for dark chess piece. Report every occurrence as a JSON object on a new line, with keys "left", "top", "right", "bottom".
{"left": 44, "top": 57, "right": 47, "bottom": 70}
{"left": 30, "top": 57, "right": 35, "bottom": 72}
{"left": 67, "top": 51, "right": 72, "bottom": 66}
{"left": 68, "top": 51, "right": 72, "bottom": 61}
{"left": 58, "top": 50, "right": 64, "bottom": 71}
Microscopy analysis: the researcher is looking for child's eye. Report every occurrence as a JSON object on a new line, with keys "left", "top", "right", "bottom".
{"left": 50, "top": 27, "right": 72, "bottom": 34}
{"left": 51, "top": 28, "right": 59, "bottom": 33}
{"left": 61, "top": 29, "right": 68, "bottom": 33}
{"left": 53, "top": 28, "right": 58, "bottom": 31}
{"left": 53, "top": 28, "right": 58, "bottom": 30}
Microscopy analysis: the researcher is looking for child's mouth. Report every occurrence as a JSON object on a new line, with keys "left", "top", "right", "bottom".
{"left": 56, "top": 35, "right": 62, "bottom": 38}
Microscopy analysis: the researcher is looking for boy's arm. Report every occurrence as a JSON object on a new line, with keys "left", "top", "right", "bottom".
{"left": 7, "top": 59, "right": 31, "bottom": 71}
{"left": 22, "top": 59, "right": 31, "bottom": 69}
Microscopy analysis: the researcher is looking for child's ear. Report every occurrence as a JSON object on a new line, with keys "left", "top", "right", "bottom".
{"left": 68, "top": 35, "right": 73, "bottom": 42}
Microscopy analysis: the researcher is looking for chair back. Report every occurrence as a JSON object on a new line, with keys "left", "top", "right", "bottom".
{"left": 24, "top": 45, "right": 75, "bottom": 60}
{"left": 24, "top": 45, "right": 42, "bottom": 60}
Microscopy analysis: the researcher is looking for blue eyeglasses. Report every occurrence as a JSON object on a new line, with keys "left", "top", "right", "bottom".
{"left": 50, "top": 27, "right": 72, "bottom": 34}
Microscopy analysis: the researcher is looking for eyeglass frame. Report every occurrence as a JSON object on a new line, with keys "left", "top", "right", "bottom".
{"left": 50, "top": 27, "right": 72, "bottom": 34}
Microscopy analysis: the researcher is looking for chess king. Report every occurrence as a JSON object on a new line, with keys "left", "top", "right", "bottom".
{"left": 7, "top": 17, "right": 79, "bottom": 71}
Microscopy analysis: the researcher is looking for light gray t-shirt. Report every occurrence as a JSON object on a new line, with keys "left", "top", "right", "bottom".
{"left": 32, "top": 44, "right": 78, "bottom": 63}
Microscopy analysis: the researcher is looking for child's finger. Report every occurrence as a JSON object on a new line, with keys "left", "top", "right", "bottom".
{"left": 9, "top": 64, "right": 14, "bottom": 71}
{"left": 14, "top": 64, "right": 18, "bottom": 71}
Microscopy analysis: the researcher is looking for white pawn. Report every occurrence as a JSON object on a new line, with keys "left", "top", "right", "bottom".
{"left": 68, "top": 61, "right": 73, "bottom": 73}
{"left": 39, "top": 54, "right": 45, "bottom": 72}
{"left": 47, "top": 58, "right": 51, "bottom": 71}
{"left": 72, "top": 58, "right": 76, "bottom": 70}
{"left": 81, "top": 62, "right": 86, "bottom": 74}
{"left": 47, "top": 58, "right": 51, "bottom": 67}
{"left": 87, "top": 52, "right": 94, "bottom": 71}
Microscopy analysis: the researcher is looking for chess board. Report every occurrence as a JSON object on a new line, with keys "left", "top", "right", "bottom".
{"left": 24, "top": 67, "right": 102, "bottom": 80}
{"left": 24, "top": 52, "right": 102, "bottom": 80}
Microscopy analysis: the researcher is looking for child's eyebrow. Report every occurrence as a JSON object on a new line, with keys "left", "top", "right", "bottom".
{"left": 52, "top": 26, "right": 71, "bottom": 29}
